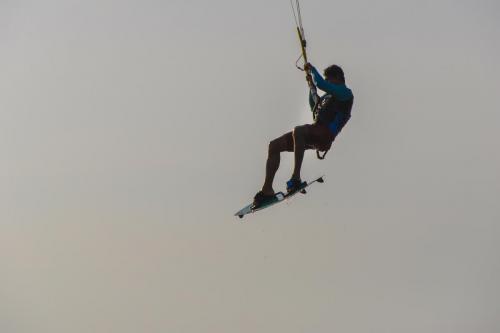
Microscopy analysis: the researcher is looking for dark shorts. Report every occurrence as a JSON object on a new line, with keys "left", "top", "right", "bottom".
{"left": 279, "top": 123, "right": 336, "bottom": 152}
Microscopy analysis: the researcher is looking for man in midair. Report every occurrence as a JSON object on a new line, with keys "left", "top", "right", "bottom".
{"left": 252, "top": 62, "right": 354, "bottom": 207}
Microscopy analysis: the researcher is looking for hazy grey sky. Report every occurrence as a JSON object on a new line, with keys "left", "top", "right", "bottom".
{"left": 1, "top": 0, "right": 500, "bottom": 332}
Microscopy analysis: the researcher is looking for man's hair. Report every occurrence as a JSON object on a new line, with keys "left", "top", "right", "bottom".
{"left": 324, "top": 64, "right": 345, "bottom": 83}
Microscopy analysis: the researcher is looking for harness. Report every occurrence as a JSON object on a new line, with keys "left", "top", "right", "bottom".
{"left": 316, "top": 95, "right": 353, "bottom": 159}
{"left": 314, "top": 94, "right": 353, "bottom": 125}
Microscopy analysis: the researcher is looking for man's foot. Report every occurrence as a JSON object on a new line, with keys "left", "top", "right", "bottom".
{"left": 286, "top": 178, "right": 306, "bottom": 193}
{"left": 252, "top": 190, "right": 276, "bottom": 208}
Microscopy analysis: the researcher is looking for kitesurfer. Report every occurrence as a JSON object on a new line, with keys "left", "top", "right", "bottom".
{"left": 252, "top": 62, "right": 353, "bottom": 208}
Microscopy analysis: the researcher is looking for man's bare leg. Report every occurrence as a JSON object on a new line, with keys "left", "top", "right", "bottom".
{"left": 291, "top": 125, "right": 307, "bottom": 181}
{"left": 261, "top": 135, "right": 290, "bottom": 195}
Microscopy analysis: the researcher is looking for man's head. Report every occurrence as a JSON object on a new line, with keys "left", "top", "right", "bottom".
{"left": 324, "top": 64, "right": 345, "bottom": 84}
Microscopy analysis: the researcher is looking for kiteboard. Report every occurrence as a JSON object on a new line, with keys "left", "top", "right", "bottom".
{"left": 234, "top": 175, "right": 325, "bottom": 219}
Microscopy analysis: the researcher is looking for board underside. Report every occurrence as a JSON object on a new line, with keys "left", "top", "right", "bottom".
{"left": 234, "top": 176, "right": 324, "bottom": 218}
{"left": 235, "top": 192, "right": 285, "bottom": 218}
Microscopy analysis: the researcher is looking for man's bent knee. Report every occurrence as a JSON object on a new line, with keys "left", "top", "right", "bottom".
{"left": 268, "top": 139, "right": 281, "bottom": 155}
{"left": 293, "top": 125, "right": 308, "bottom": 138}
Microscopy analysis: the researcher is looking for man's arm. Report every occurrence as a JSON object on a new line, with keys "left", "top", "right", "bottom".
{"left": 310, "top": 66, "right": 353, "bottom": 101}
